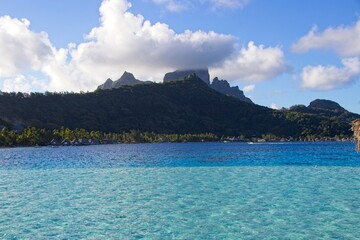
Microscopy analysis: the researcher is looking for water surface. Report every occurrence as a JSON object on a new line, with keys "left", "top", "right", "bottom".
{"left": 1, "top": 142, "right": 359, "bottom": 239}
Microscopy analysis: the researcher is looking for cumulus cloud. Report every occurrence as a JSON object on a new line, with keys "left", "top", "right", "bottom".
{"left": 0, "top": 16, "right": 53, "bottom": 77}
{"left": 0, "top": 0, "right": 286, "bottom": 92}
{"left": 0, "top": 0, "right": 235, "bottom": 91}
{"left": 0, "top": 15, "right": 84, "bottom": 91}
{"left": 243, "top": 84, "right": 255, "bottom": 93}
{"left": 67, "top": 0, "right": 238, "bottom": 89}
{"left": 2, "top": 75, "right": 48, "bottom": 92}
{"left": 211, "top": 41, "right": 289, "bottom": 82}
{"left": 293, "top": 20, "right": 360, "bottom": 90}
{"left": 292, "top": 21, "right": 360, "bottom": 57}
{"left": 301, "top": 57, "right": 360, "bottom": 90}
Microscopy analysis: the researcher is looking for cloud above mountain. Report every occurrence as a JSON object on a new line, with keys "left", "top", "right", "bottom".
{"left": 211, "top": 42, "right": 289, "bottom": 82}
{"left": 0, "top": 0, "right": 286, "bottom": 92}
{"left": 74, "top": 0, "right": 236, "bottom": 81}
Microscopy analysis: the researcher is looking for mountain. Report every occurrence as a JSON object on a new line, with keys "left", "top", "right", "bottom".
{"left": 308, "top": 99, "right": 345, "bottom": 111}
{"left": 100, "top": 69, "right": 252, "bottom": 103}
{"left": 163, "top": 69, "right": 211, "bottom": 85}
{"left": 0, "top": 75, "right": 355, "bottom": 138}
{"left": 163, "top": 69, "right": 252, "bottom": 103}
{"left": 289, "top": 99, "right": 359, "bottom": 123}
{"left": 98, "top": 71, "right": 151, "bottom": 90}
{"left": 211, "top": 77, "right": 252, "bottom": 104}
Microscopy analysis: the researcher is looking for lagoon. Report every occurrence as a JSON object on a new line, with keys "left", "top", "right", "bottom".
{"left": 1, "top": 142, "right": 360, "bottom": 239}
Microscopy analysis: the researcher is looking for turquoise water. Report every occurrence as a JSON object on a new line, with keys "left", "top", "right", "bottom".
{"left": 1, "top": 142, "right": 360, "bottom": 239}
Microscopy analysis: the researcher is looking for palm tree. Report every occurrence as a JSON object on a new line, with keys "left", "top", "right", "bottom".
{"left": 352, "top": 119, "right": 360, "bottom": 151}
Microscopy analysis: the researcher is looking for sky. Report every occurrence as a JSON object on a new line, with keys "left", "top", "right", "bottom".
{"left": 0, "top": 0, "right": 360, "bottom": 113}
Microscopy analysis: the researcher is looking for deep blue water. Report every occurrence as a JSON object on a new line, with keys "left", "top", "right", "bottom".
{"left": 0, "top": 142, "right": 358, "bottom": 169}
{"left": 1, "top": 142, "right": 360, "bottom": 239}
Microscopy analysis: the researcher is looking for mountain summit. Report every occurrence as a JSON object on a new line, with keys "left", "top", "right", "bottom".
{"left": 211, "top": 77, "right": 252, "bottom": 103}
{"left": 163, "top": 69, "right": 211, "bottom": 85}
{"left": 98, "top": 69, "right": 252, "bottom": 103}
{"left": 308, "top": 99, "right": 346, "bottom": 111}
{"left": 163, "top": 69, "right": 252, "bottom": 103}
{"left": 98, "top": 71, "right": 151, "bottom": 90}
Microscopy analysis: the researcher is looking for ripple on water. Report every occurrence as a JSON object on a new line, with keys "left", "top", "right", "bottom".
{"left": 0, "top": 142, "right": 360, "bottom": 239}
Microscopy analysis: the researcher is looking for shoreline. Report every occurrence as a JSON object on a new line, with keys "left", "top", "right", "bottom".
{"left": 0, "top": 139, "right": 355, "bottom": 150}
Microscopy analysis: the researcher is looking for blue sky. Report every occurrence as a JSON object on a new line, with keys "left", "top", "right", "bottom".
{"left": 0, "top": 0, "right": 360, "bottom": 113}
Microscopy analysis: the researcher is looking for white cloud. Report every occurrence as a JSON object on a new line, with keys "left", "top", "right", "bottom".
{"left": 292, "top": 21, "right": 360, "bottom": 57}
{"left": 211, "top": 41, "right": 289, "bottom": 82}
{"left": 301, "top": 57, "right": 360, "bottom": 90}
{"left": 67, "top": 0, "right": 237, "bottom": 89}
{"left": 0, "top": 15, "right": 84, "bottom": 91}
{"left": 3, "top": 75, "right": 47, "bottom": 92}
{"left": 243, "top": 84, "right": 255, "bottom": 93}
{"left": 0, "top": 0, "right": 285, "bottom": 92}
{"left": 0, "top": 16, "right": 53, "bottom": 77}
{"left": 293, "top": 21, "right": 360, "bottom": 90}
{"left": 0, "top": 0, "right": 235, "bottom": 92}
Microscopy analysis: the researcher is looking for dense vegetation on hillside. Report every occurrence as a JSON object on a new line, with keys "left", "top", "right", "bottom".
{"left": 0, "top": 75, "right": 357, "bottom": 141}
{"left": 0, "top": 126, "right": 219, "bottom": 147}
{"left": 289, "top": 99, "right": 359, "bottom": 121}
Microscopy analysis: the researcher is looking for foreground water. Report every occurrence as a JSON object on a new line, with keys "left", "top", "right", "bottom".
{"left": 0, "top": 142, "right": 360, "bottom": 239}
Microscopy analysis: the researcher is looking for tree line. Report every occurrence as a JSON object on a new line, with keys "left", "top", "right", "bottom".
{"left": 0, "top": 126, "right": 219, "bottom": 147}
{"left": 0, "top": 125, "right": 354, "bottom": 148}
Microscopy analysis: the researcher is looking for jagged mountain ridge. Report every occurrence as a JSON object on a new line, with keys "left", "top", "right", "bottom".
{"left": 98, "top": 69, "right": 253, "bottom": 103}
{"left": 162, "top": 69, "right": 252, "bottom": 103}
{"left": 211, "top": 77, "right": 252, "bottom": 104}
{"left": 163, "top": 69, "right": 211, "bottom": 85}
{"left": 97, "top": 71, "right": 151, "bottom": 90}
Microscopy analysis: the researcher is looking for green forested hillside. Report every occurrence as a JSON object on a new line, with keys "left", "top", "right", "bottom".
{"left": 289, "top": 99, "right": 360, "bottom": 123}
{"left": 0, "top": 75, "right": 356, "bottom": 138}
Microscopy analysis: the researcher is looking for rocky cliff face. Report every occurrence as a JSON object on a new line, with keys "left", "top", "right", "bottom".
{"left": 99, "top": 78, "right": 114, "bottom": 90}
{"left": 99, "top": 69, "right": 252, "bottom": 103}
{"left": 210, "top": 77, "right": 253, "bottom": 104}
{"left": 98, "top": 71, "right": 151, "bottom": 90}
{"left": 163, "top": 69, "right": 211, "bottom": 85}
{"left": 163, "top": 69, "right": 252, "bottom": 103}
